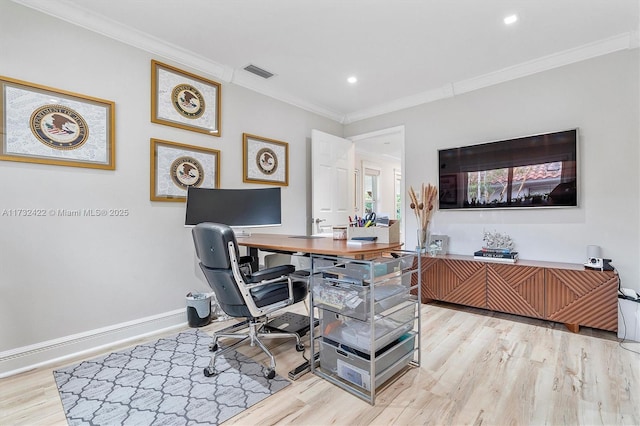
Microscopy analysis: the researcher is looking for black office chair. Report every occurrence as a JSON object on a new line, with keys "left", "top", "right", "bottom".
{"left": 192, "top": 222, "right": 308, "bottom": 379}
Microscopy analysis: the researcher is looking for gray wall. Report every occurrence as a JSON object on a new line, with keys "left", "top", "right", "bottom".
{"left": 0, "top": 1, "right": 341, "bottom": 363}
{"left": 346, "top": 49, "right": 639, "bottom": 293}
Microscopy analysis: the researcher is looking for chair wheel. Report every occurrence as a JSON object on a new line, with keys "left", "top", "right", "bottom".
{"left": 209, "top": 343, "right": 218, "bottom": 352}
{"left": 264, "top": 369, "right": 276, "bottom": 380}
{"left": 295, "top": 343, "right": 305, "bottom": 352}
{"left": 203, "top": 367, "right": 216, "bottom": 377}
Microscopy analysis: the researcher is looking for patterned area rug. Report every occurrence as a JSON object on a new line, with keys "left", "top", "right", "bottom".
{"left": 53, "top": 329, "right": 290, "bottom": 425}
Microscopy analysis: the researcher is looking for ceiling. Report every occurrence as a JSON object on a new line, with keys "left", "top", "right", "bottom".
{"left": 12, "top": 0, "right": 639, "bottom": 125}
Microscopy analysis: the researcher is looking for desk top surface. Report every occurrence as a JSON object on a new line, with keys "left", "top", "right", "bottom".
{"left": 236, "top": 233, "right": 403, "bottom": 256}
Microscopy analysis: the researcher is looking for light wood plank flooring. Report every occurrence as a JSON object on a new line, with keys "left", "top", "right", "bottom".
{"left": 1, "top": 302, "right": 639, "bottom": 425}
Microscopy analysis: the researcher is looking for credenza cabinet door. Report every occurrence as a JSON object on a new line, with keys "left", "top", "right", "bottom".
{"left": 437, "top": 259, "right": 486, "bottom": 308}
{"left": 413, "top": 256, "right": 439, "bottom": 303}
{"left": 486, "top": 264, "right": 545, "bottom": 319}
{"left": 545, "top": 268, "right": 618, "bottom": 332}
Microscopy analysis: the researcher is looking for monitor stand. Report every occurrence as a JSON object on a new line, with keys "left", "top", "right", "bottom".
{"left": 233, "top": 228, "right": 251, "bottom": 238}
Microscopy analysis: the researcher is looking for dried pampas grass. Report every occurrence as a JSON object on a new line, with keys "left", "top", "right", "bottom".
{"left": 408, "top": 183, "right": 438, "bottom": 234}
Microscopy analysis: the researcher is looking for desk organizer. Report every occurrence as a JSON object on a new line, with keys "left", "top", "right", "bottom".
{"left": 348, "top": 220, "right": 400, "bottom": 244}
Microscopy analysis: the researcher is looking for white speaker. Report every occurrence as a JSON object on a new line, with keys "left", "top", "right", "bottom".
{"left": 587, "top": 245, "right": 602, "bottom": 259}
{"left": 585, "top": 245, "right": 603, "bottom": 269}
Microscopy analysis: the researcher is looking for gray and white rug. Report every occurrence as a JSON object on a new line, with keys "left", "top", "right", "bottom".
{"left": 53, "top": 329, "right": 290, "bottom": 425}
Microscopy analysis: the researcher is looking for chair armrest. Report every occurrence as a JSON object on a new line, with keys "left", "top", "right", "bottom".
{"left": 247, "top": 264, "right": 295, "bottom": 283}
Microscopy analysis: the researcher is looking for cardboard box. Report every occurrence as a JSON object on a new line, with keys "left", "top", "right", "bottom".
{"left": 347, "top": 220, "right": 400, "bottom": 244}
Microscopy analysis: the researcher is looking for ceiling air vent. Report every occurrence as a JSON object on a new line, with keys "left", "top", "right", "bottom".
{"left": 243, "top": 64, "right": 275, "bottom": 79}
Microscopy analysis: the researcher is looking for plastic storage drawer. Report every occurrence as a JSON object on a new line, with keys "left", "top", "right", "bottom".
{"left": 311, "top": 275, "right": 410, "bottom": 321}
{"left": 320, "top": 302, "right": 415, "bottom": 354}
{"left": 319, "top": 332, "right": 416, "bottom": 391}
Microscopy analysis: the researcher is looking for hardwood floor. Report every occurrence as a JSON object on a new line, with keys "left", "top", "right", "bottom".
{"left": 1, "top": 302, "right": 638, "bottom": 425}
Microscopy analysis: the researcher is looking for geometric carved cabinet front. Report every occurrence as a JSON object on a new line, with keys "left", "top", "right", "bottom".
{"left": 412, "top": 256, "right": 438, "bottom": 303}
{"left": 437, "top": 259, "right": 486, "bottom": 308}
{"left": 419, "top": 255, "right": 618, "bottom": 333}
{"left": 486, "top": 264, "right": 545, "bottom": 319}
{"left": 545, "top": 268, "right": 618, "bottom": 332}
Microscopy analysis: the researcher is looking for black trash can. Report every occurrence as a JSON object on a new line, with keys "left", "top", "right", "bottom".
{"left": 186, "top": 292, "right": 212, "bottom": 327}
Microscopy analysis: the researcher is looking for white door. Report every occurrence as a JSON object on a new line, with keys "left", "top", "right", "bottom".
{"left": 311, "top": 129, "right": 354, "bottom": 235}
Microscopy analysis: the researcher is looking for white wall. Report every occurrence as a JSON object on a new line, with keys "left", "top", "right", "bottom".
{"left": 0, "top": 0, "right": 342, "bottom": 369}
{"left": 345, "top": 50, "right": 640, "bottom": 292}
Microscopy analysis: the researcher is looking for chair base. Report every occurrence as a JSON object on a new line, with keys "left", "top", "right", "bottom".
{"left": 204, "top": 316, "right": 304, "bottom": 379}
{"left": 265, "top": 312, "right": 318, "bottom": 337}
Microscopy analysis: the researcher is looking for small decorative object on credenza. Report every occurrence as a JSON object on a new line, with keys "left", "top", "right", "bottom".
{"left": 408, "top": 183, "right": 437, "bottom": 251}
{"left": 428, "top": 234, "right": 449, "bottom": 256}
{"left": 474, "top": 230, "right": 518, "bottom": 263}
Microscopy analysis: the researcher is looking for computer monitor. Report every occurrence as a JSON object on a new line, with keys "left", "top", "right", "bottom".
{"left": 185, "top": 187, "right": 282, "bottom": 235}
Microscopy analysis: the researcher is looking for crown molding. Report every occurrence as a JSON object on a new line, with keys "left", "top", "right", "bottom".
{"left": 343, "top": 85, "right": 455, "bottom": 124}
{"left": 11, "top": 0, "right": 234, "bottom": 81}
{"left": 10, "top": 0, "right": 346, "bottom": 123}
{"left": 11, "top": 0, "right": 639, "bottom": 125}
{"left": 453, "top": 32, "right": 637, "bottom": 96}
{"left": 345, "top": 32, "right": 638, "bottom": 124}
{"left": 230, "top": 71, "right": 345, "bottom": 122}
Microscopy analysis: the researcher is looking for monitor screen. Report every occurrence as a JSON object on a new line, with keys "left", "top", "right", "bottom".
{"left": 438, "top": 129, "right": 578, "bottom": 210}
{"left": 185, "top": 187, "right": 282, "bottom": 227}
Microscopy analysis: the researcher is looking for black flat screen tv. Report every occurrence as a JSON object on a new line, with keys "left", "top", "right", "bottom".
{"left": 438, "top": 129, "right": 578, "bottom": 210}
{"left": 185, "top": 187, "right": 282, "bottom": 228}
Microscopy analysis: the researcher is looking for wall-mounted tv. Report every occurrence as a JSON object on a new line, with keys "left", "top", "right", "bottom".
{"left": 438, "top": 129, "right": 578, "bottom": 210}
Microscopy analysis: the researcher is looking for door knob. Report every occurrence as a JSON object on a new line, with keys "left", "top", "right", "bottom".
{"left": 314, "top": 218, "right": 326, "bottom": 224}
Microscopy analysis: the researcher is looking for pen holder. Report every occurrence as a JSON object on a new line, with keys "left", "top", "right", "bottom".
{"left": 348, "top": 221, "right": 400, "bottom": 244}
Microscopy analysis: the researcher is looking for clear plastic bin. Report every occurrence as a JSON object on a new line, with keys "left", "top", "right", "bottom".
{"left": 320, "top": 302, "right": 415, "bottom": 353}
{"left": 319, "top": 332, "right": 416, "bottom": 391}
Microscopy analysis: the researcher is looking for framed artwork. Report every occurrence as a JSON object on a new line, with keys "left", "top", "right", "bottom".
{"left": 242, "top": 133, "right": 289, "bottom": 186}
{"left": 151, "top": 60, "right": 221, "bottom": 137}
{"left": 0, "top": 76, "right": 115, "bottom": 170}
{"left": 150, "top": 138, "right": 220, "bottom": 202}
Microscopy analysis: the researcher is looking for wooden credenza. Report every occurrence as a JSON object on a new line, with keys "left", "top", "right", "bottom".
{"left": 413, "top": 254, "right": 618, "bottom": 332}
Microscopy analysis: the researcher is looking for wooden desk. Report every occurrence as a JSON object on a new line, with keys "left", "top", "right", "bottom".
{"left": 236, "top": 233, "right": 403, "bottom": 269}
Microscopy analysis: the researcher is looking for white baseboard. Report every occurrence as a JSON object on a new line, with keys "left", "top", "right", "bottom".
{"left": 0, "top": 308, "right": 187, "bottom": 378}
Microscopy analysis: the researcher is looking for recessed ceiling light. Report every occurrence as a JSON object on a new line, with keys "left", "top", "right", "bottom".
{"left": 504, "top": 14, "right": 518, "bottom": 25}
{"left": 347, "top": 76, "right": 358, "bottom": 84}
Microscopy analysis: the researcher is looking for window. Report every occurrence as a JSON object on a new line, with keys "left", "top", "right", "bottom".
{"left": 394, "top": 169, "right": 402, "bottom": 220}
{"left": 363, "top": 167, "right": 379, "bottom": 214}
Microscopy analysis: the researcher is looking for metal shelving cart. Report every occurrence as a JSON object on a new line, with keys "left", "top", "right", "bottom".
{"left": 309, "top": 250, "right": 421, "bottom": 405}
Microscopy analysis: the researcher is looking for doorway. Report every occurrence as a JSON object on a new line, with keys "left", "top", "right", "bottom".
{"left": 348, "top": 125, "right": 405, "bottom": 243}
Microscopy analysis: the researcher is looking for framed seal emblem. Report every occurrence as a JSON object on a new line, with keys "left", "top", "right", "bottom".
{"left": 0, "top": 75, "right": 115, "bottom": 170}
{"left": 150, "top": 138, "right": 220, "bottom": 202}
{"left": 30, "top": 104, "right": 89, "bottom": 150}
{"left": 151, "top": 60, "right": 221, "bottom": 137}
{"left": 256, "top": 147, "right": 278, "bottom": 175}
{"left": 243, "top": 133, "right": 288, "bottom": 186}
{"left": 171, "top": 84, "right": 205, "bottom": 119}
{"left": 170, "top": 156, "right": 204, "bottom": 189}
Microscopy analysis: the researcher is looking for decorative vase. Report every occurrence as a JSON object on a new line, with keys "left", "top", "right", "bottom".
{"left": 417, "top": 228, "right": 428, "bottom": 251}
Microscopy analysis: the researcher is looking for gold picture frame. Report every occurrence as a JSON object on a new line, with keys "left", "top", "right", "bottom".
{"left": 150, "top": 138, "right": 220, "bottom": 202}
{"left": 0, "top": 76, "right": 115, "bottom": 170}
{"left": 242, "top": 133, "right": 289, "bottom": 186}
{"left": 151, "top": 60, "right": 221, "bottom": 137}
